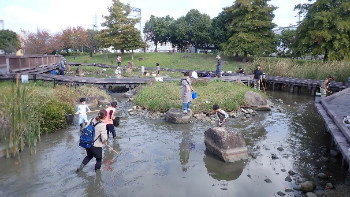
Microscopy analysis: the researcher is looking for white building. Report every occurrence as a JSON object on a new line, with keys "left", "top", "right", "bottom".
{"left": 146, "top": 41, "right": 174, "bottom": 52}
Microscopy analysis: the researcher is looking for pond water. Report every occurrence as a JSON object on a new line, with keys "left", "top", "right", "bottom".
{"left": 0, "top": 91, "right": 348, "bottom": 197}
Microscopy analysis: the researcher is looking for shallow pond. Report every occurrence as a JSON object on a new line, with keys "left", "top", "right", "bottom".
{"left": 0, "top": 91, "right": 348, "bottom": 197}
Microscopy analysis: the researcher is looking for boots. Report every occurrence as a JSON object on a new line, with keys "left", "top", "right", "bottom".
{"left": 76, "top": 164, "right": 85, "bottom": 172}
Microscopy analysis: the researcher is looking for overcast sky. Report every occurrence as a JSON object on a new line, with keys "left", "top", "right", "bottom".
{"left": 0, "top": 0, "right": 309, "bottom": 33}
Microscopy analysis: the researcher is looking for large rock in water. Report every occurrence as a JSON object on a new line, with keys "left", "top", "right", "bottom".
{"left": 165, "top": 108, "right": 192, "bottom": 124}
{"left": 244, "top": 91, "right": 271, "bottom": 111}
{"left": 204, "top": 127, "right": 248, "bottom": 162}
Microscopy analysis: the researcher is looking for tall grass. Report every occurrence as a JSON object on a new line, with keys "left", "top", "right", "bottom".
{"left": 0, "top": 81, "right": 110, "bottom": 157}
{"left": 134, "top": 80, "right": 256, "bottom": 114}
{"left": 247, "top": 58, "right": 350, "bottom": 82}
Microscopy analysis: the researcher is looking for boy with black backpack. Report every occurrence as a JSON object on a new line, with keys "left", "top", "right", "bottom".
{"left": 77, "top": 109, "right": 108, "bottom": 172}
{"left": 213, "top": 104, "right": 229, "bottom": 127}
{"left": 105, "top": 102, "right": 118, "bottom": 139}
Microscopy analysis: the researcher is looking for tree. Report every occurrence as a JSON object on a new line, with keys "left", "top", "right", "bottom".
{"left": 143, "top": 15, "right": 174, "bottom": 52}
{"left": 278, "top": 29, "right": 296, "bottom": 57}
{"left": 22, "top": 29, "right": 62, "bottom": 54}
{"left": 223, "top": 0, "right": 277, "bottom": 62}
{"left": 61, "top": 26, "right": 88, "bottom": 58}
{"left": 86, "top": 29, "right": 100, "bottom": 57}
{"left": 211, "top": 10, "right": 231, "bottom": 50}
{"left": 99, "top": 0, "right": 145, "bottom": 54}
{"left": 184, "top": 9, "right": 212, "bottom": 52}
{"left": 293, "top": 0, "right": 350, "bottom": 61}
{"left": 0, "top": 30, "right": 20, "bottom": 54}
{"left": 169, "top": 16, "right": 189, "bottom": 52}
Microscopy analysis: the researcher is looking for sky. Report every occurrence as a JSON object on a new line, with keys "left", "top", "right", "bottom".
{"left": 0, "top": 0, "right": 309, "bottom": 34}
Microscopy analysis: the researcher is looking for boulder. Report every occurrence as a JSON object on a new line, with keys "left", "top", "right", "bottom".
{"left": 204, "top": 127, "right": 248, "bottom": 162}
{"left": 244, "top": 91, "right": 271, "bottom": 111}
{"left": 165, "top": 108, "right": 193, "bottom": 124}
{"left": 301, "top": 181, "right": 315, "bottom": 192}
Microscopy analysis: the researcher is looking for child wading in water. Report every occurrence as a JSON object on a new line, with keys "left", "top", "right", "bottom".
{"left": 76, "top": 98, "right": 91, "bottom": 130}
{"left": 77, "top": 109, "right": 108, "bottom": 172}
{"left": 213, "top": 104, "right": 228, "bottom": 127}
{"left": 105, "top": 102, "right": 117, "bottom": 139}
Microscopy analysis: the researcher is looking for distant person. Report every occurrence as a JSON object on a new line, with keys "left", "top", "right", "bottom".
{"left": 238, "top": 67, "right": 245, "bottom": 76}
{"left": 213, "top": 104, "right": 228, "bottom": 127}
{"left": 181, "top": 72, "right": 194, "bottom": 114}
{"left": 76, "top": 98, "right": 91, "bottom": 130}
{"left": 115, "top": 65, "right": 121, "bottom": 78}
{"left": 58, "top": 57, "right": 65, "bottom": 75}
{"left": 76, "top": 109, "right": 108, "bottom": 172}
{"left": 321, "top": 75, "right": 335, "bottom": 97}
{"left": 156, "top": 63, "right": 160, "bottom": 77}
{"left": 116, "top": 55, "right": 122, "bottom": 66}
{"left": 216, "top": 55, "right": 222, "bottom": 78}
{"left": 191, "top": 70, "right": 198, "bottom": 79}
{"left": 252, "top": 65, "right": 263, "bottom": 90}
{"left": 105, "top": 102, "right": 117, "bottom": 139}
{"left": 16, "top": 47, "right": 23, "bottom": 56}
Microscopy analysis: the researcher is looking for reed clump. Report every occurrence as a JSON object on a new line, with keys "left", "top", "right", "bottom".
{"left": 246, "top": 58, "right": 350, "bottom": 82}
{"left": 0, "top": 81, "right": 110, "bottom": 158}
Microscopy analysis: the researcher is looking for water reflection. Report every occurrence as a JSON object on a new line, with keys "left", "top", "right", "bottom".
{"left": 77, "top": 171, "right": 106, "bottom": 197}
{"left": 204, "top": 151, "right": 246, "bottom": 181}
{"left": 179, "top": 130, "right": 192, "bottom": 172}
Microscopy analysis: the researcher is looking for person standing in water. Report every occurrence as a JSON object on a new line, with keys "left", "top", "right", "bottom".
{"left": 77, "top": 109, "right": 108, "bottom": 172}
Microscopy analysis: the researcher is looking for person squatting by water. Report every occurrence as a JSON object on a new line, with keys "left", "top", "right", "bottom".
{"left": 252, "top": 65, "right": 263, "bottom": 90}
{"left": 181, "top": 72, "right": 194, "bottom": 114}
{"left": 105, "top": 102, "right": 117, "bottom": 139}
{"left": 76, "top": 98, "right": 91, "bottom": 130}
{"left": 213, "top": 104, "right": 228, "bottom": 127}
{"left": 320, "top": 75, "right": 335, "bottom": 97}
{"left": 77, "top": 110, "right": 108, "bottom": 172}
{"left": 156, "top": 63, "right": 160, "bottom": 77}
{"left": 216, "top": 55, "right": 222, "bottom": 78}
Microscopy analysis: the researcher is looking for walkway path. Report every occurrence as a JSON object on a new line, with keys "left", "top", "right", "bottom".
{"left": 315, "top": 88, "right": 350, "bottom": 170}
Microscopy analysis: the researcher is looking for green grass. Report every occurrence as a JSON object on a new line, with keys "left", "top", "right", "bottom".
{"left": 66, "top": 53, "right": 350, "bottom": 82}
{"left": 134, "top": 80, "right": 256, "bottom": 113}
{"left": 65, "top": 53, "right": 242, "bottom": 71}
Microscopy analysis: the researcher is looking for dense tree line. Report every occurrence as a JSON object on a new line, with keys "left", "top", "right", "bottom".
{"left": 143, "top": 0, "right": 350, "bottom": 61}
{"left": 1, "top": 0, "right": 349, "bottom": 62}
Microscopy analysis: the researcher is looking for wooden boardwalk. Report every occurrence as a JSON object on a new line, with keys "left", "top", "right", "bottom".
{"left": 67, "top": 62, "right": 350, "bottom": 94}
{"left": 315, "top": 88, "right": 350, "bottom": 171}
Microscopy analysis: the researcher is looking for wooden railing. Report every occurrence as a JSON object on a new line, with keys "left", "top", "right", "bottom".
{"left": 0, "top": 55, "right": 61, "bottom": 74}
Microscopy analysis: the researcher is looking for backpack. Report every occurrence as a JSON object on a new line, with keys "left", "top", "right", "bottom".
{"left": 79, "top": 119, "right": 102, "bottom": 149}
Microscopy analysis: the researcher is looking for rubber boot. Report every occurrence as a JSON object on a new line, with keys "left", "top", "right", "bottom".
{"left": 76, "top": 164, "right": 85, "bottom": 172}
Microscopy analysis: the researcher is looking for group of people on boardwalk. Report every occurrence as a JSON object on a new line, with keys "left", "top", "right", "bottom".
{"left": 76, "top": 99, "right": 118, "bottom": 172}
